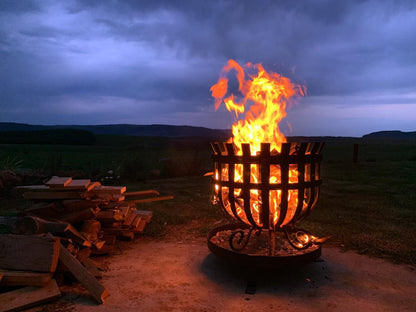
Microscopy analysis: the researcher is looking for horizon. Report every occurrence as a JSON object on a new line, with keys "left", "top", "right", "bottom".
{"left": 1, "top": 121, "right": 413, "bottom": 138}
{"left": 1, "top": 1, "right": 416, "bottom": 137}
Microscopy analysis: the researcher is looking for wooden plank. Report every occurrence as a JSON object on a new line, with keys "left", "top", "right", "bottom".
{"left": 15, "top": 185, "right": 50, "bottom": 191}
{"left": 0, "top": 269, "right": 52, "bottom": 286}
{"left": 125, "top": 195, "right": 174, "bottom": 204}
{"left": 96, "top": 209, "right": 124, "bottom": 222}
{"left": 134, "top": 210, "right": 153, "bottom": 222}
{"left": 23, "top": 191, "right": 85, "bottom": 200}
{"left": 123, "top": 190, "right": 160, "bottom": 198}
{"left": 59, "top": 244, "right": 109, "bottom": 304}
{"left": 122, "top": 211, "right": 137, "bottom": 227}
{"left": 47, "top": 179, "right": 91, "bottom": 190}
{"left": 0, "top": 234, "right": 60, "bottom": 273}
{"left": 87, "top": 185, "right": 126, "bottom": 195}
{"left": 0, "top": 279, "right": 61, "bottom": 312}
{"left": 45, "top": 176, "right": 72, "bottom": 187}
{"left": 87, "top": 181, "right": 101, "bottom": 191}
{"left": 133, "top": 219, "right": 147, "bottom": 234}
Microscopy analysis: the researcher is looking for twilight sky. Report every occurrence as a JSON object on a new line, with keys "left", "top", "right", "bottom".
{"left": 1, "top": 0, "right": 416, "bottom": 137}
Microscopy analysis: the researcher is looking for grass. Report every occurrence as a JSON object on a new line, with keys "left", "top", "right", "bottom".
{"left": 1, "top": 135, "right": 416, "bottom": 265}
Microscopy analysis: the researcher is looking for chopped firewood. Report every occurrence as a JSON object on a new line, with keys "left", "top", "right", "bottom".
{"left": 91, "top": 235, "right": 116, "bottom": 256}
{"left": 118, "top": 203, "right": 134, "bottom": 217}
{"left": 58, "top": 207, "right": 98, "bottom": 224}
{"left": 23, "top": 190, "right": 85, "bottom": 200}
{"left": 75, "top": 247, "right": 92, "bottom": 263}
{"left": 134, "top": 210, "right": 153, "bottom": 223}
{"left": 130, "top": 216, "right": 142, "bottom": 228}
{"left": 122, "top": 210, "right": 138, "bottom": 227}
{"left": 123, "top": 190, "right": 160, "bottom": 198}
{"left": 45, "top": 176, "right": 72, "bottom": 187}
{"left": 133, "top": 219, "right": 147, "bottom": 234}
{"left": 0, "top": 269, "right": 53, "bottom": 287}
{"left": 61, "top": 199, "right": 101, "bottom": 212}
{"left": 96, "top": 209, "right": 124, "bottom": 222}
{"left": 0, "top": 279, "right": 61, "bottom": 312}
{"left": 80, "top": 220, "right": 101, "bottom": 242}
{"left": 0, "top": 234, "right": 60, "bottom": 273}
{"left": 125, "top": 195, "right": 174, "bottom": 204}
{"left": 59, "top": 244, "right": 109, "bottom": 304}
{"left": 102, "top": 228, "right": 134, "bottom": 241}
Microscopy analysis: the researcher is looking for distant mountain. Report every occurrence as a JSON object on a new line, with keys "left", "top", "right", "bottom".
{"left": 362, "top": 130, "right": 416, "bottom": 139}
{"left": 0, "top": 122, "right": 231, "bottom": 139}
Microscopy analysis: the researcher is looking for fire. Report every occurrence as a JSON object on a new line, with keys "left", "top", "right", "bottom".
{"left": 210, "top": 59, "right": 306, "bottom": 228}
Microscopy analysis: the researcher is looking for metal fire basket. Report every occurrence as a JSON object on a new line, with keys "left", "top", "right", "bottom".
{"left": 211, "top": 142, "right": 324, "bottom": 230}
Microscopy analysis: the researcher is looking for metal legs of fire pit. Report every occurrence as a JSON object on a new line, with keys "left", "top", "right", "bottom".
{"left": 229, "top": 225, "right": 315, "bottom": 255}
{"left": 229, "top": 227, "right": 262, "bottom": 252}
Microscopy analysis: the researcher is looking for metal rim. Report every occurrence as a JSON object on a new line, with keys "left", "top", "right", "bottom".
{"left": 207, "top": 224, "right": 322, "bottom": 269}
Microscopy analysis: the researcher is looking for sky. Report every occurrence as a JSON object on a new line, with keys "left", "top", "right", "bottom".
{"left": 1, "top": 0, "right": 416, "bottom": 137}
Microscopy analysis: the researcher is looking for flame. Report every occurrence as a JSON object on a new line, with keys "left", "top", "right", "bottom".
{"left": 211, "top": 59, "right": 305, "bottom": 228}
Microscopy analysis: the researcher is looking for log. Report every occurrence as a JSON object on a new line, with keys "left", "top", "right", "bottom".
{"left": 13, "top": 216, "right": 70, "bottom": 235}
{"left": 12, "top": 216, "right": 91, "bottom": 248}
{"left": 0, "top": 234, "right": 60, "bottom": 273}
{"left": 0, "top": 279, "right": 61, "bottom": 312}
{"left": 123, "top": 190, "right": 160, "bottom": 198}
{"left": 0, "top": 269, "right": 52, "bottom": 286}
{"left": 59, "top": 244, "right": 109, "bottom": 304}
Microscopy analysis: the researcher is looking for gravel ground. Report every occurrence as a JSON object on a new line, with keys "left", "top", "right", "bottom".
{"left": 39, "top": 235, "right": 416, "bottom": 312}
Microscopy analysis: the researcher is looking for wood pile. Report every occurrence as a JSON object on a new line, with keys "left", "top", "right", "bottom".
{"left": 0, "top": 176, "right": 172, "bottom": 311}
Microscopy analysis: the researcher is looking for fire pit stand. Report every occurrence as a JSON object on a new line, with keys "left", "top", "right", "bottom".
{"left": 208, "top": 141, "right": 325, "bottom": 268}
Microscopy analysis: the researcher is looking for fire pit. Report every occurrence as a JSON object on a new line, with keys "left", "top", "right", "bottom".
{"left": 208, "top": 141, "right": 324, "bottom": 268}
{"left": 207, "top": 60, "right": 327, "bottom": 268}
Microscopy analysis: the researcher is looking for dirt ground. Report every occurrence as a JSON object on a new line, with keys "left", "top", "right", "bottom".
{"left": 39, "top": 232, "right": 416, "bottom": 312}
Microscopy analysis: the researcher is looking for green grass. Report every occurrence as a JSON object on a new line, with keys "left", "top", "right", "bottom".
{"left": 1, "top": 136, "right": 416, "bottom": 265}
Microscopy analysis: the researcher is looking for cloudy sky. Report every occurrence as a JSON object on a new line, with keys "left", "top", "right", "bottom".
{"left": 1, "top": 0, "right": 415, "bottom": 136}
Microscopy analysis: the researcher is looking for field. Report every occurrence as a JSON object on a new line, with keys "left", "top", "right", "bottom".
{"left": 1, "top": 135, "right": 416, "bottom": 266}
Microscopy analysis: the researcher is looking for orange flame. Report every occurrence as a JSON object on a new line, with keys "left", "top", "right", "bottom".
{"left": 210, "top": 59, "right": 306, "bottom": 228}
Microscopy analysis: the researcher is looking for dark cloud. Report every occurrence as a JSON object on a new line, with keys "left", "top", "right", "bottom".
{"left": 0, "top": 0, "right": 415, "bottom": 135}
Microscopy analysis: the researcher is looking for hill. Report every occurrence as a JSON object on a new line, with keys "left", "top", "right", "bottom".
{"left": 0, "top": 122, "right": 231, "bottom": 139}
{"left": 362, "top": 130, "right": 416, "bottom": 139}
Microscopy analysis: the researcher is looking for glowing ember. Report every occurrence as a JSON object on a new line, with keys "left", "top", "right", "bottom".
{"left": 210, "top": 59, "right": 306, "bottom": 228}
